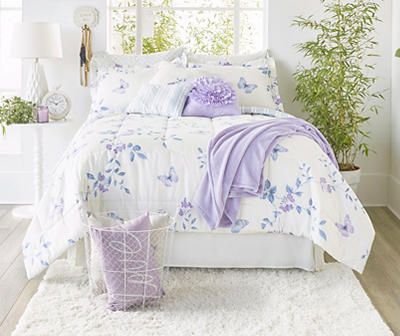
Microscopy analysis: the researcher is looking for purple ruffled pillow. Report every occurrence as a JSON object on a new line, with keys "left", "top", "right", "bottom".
{"left": 90, "top": 212, "right": 162, "bottom": 311}
{"left": 183, "top": 77, "right": 240, "bottom": 118}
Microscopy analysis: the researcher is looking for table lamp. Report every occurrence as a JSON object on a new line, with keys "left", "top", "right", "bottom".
{"left": 396, "top": 49, "right": 400, "bottom": 58}
{"left": 11, "top": 22, "right": 63, "bottom": 105}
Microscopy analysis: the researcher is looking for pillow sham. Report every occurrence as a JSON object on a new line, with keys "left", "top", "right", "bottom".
{"left": 240, "top": 106, "right": 292, "bottom": 118}
{"left": 91, "top": 48, "right": 185, "bottom": 73}
{"left": 185, "top": 49, "right": 269, "bottom": 67}
{"left": 189, "top": 64, "right": 283, "bottom": 113}
{"left": 150, "top": 62, "right": 207, "bottom": 85}
{"left": 90, "top": 66, "right": 158, "bottom": 117}
{"left": 90, "top": 212, "right": 162, "bottom": 311}
{"left": 127, "top": 81, "right": 194, "bottom": 117}
{"left": 183, "top": 77, "right": 240, "bottom": 118}
{"left": 186, "top": 51, "right": 284, "bottom": 115}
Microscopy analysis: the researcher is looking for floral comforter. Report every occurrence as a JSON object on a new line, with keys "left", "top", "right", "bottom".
{"left": 23, "top": 112, "right": 374, "bottom": 278}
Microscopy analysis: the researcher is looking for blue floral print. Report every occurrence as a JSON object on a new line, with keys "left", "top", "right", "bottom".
{"left": 127, "top": 143, "right": 147, "bottom": 161}
{"left": 261, "top": 162, "right": 315, "bottom": 228}
{"left": 197, "top": 147, "right": 207, "bottom": 169}
{"left": 231, "top": 219, "right": 249, "bottom": 233}
{"left": 258, "top": 65, "right": 272, "bottom": 76}
{"left": 318, "top": 157, "right": 364, "bottom": 213}
{"left": 177, "top": 197, "right": 198, "bottom": 230}
{"left": 317, "top": 219, "right": 328, "bottom": 241}
{"left": 87, "top": 139, "right": 147, "bottom": 197}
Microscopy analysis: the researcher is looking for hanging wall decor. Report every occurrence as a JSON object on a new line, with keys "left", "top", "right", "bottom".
{"left": 73, "top": 7, "right": 99, "bottom": 87}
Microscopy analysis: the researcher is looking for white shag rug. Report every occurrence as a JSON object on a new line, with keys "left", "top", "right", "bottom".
{"left": 13, "top": 260, "right": 392, "bottom": 336}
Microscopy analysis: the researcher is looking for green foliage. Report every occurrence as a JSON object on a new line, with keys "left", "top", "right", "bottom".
{"left": 293, "top": 0, "right": 383, "bottom": 171}
{"left": 185, "top": 11, "right": 234, "bottom": 55}
{"left": 0, "top": 96, "right": 36, "bottom": 135}
{"left": 143, "top": 8, "right": 180, "bottom": 54}
{"left": 113, "top": 12, "right": 137, "bottom": 54}
{"left": 113, "top": 1, "right": 234, "bottom": 55}
{"left": 113, "top": 0, "right": 180, "bottom": 54}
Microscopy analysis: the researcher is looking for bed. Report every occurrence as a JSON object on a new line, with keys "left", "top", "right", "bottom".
{"left": 24, "top": 112, "right": 373, "bottom": 278}
{"left": 22, "top": 49, "right": 374, "bottom": 279}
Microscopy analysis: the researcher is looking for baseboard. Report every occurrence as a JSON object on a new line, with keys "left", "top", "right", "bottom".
{"left": 388, "top": 175, "right": 400, "bottom": 219}
{"left": 0, "top": 171, "right": 34, "bottom": 204}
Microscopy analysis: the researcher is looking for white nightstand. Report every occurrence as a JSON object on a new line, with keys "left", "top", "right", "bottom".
{"left": 12, "top": 119, "right": 70, "bottom": 219}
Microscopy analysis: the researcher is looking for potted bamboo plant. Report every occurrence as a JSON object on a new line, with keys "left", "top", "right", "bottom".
{"left": 293, "top": 0, "right": 383, "bottom": 192}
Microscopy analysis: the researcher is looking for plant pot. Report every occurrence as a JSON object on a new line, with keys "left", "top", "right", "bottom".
{"left": 341, "top": 167, "right": 361, "bottom": 194}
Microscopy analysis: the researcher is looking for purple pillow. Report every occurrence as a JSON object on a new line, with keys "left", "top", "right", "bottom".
{"left": 183, "top": 77, "right": 240, "bottom": 118}
{"left": 90, "top": 212, "right": 162, "bottom": 311}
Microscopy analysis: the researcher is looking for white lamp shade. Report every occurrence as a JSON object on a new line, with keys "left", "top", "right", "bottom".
{"left": 11, "top": 22, "right": 63, "bottom": 59}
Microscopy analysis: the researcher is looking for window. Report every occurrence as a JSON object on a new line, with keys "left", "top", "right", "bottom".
{"left": 108, "top": 0, "right": 267, "bottom": 55}
{"left": 0, "top": 0, "right": 22, "bottom": 96}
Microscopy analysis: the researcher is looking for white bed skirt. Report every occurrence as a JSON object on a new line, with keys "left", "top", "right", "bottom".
{"left": 69, "top": 232, "right": 325, "bottom": 272}
{"left": 166, "top": 232, "right": 325, "bottom": 271}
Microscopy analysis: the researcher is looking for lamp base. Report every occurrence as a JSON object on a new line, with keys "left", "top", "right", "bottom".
{"left": 26, "top": 59, "right": 48, "bottom": 105}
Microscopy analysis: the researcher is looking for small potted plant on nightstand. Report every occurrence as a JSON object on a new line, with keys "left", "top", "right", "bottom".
{"left": 293, "top": 0, "right": 383, "bottom": 193}
{"left": 0, "top": 96, "right": 36, "bottom": 135}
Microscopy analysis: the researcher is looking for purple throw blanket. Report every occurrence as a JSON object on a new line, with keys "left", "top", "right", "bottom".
{"left": 193, "top": 117, "right": 338, "bottom": 230}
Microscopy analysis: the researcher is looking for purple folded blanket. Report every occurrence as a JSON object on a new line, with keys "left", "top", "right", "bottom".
{"left": 193, "top": 117, "right": 338, "bottom": 230}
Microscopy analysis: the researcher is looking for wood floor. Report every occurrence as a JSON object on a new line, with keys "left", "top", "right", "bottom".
{"left": 0, "top": 206, "right": 399, "bottom": 335}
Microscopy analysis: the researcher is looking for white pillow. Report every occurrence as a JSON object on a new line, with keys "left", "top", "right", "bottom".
{"left": 90, "top": 66, "right": 158, "bottom": 117}
{"left": 91, "top": 48, "right": 185, "bottom": 73}
{"left": 185, "top": 49, "right": 269, "bottom": 66}
{"left": 193, "top": 64, "right": 284, "bottom": 112}
{"left": 127, "top": 81, "right": 194, "bottom": 117}
{"left": 150, "top": 63, "right": 208, "bottom": 85}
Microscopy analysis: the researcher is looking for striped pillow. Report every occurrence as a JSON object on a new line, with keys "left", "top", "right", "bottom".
{"left": 126, "top": 81, "right": 194, "bottom": 117}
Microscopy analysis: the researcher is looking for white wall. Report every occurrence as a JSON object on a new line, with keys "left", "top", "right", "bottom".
{"left": 0, "top": 0, "right": 397, "bottom": 211}
{"left": 0, "top": 0, "right": 106, "bottom": 203}
{"left": 390, "top": 0, "right": 400, "bottom": 217}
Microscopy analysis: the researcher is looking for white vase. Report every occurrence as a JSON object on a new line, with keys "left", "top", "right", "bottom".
{"left": 341, "top": 167, "right": 361, "bottom": 194}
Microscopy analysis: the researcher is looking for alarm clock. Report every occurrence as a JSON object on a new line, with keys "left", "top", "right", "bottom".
{"left": 42, "top": 90, "right": 71, "bottom": 121}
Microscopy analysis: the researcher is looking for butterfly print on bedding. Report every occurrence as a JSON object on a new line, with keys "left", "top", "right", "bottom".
{"left": 271, "top": 144, "right": 288, "bottom": 161}
{"left": 237, "top": 77, "right": 258, "bottom": 94}
{"left": 157, "top": 167, "right": 179, "bottom": 187}
{"left": 113, "top": 79, "right": 129, "bottom": 94}
{"left": 335, "top": 214, "right": 354, "bottom": 237}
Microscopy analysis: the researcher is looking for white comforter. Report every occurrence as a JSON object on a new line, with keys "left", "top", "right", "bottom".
{"left": 23, "top": 113, "right": 374, "bottom": 278}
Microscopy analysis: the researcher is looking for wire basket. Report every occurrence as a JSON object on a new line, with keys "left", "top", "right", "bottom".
{"left": 81, "top": 210, "right": 172, "bottom": 311}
